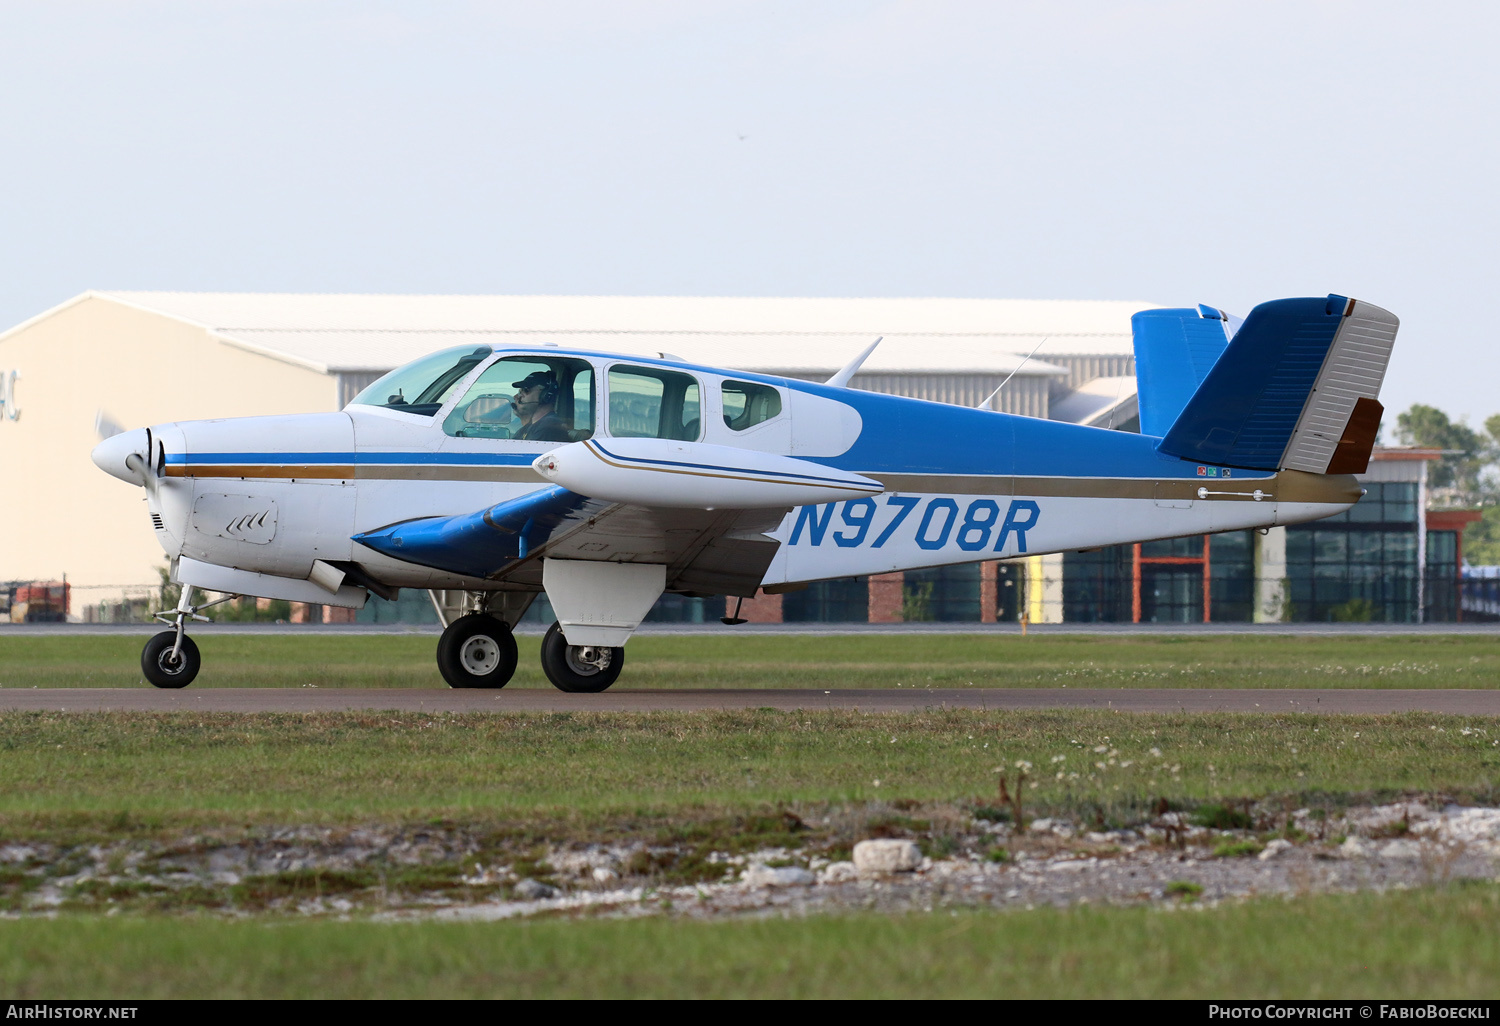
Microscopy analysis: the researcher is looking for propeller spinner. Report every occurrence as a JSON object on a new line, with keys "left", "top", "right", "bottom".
{"left": 91, "top": 426, "right": 163, "bottom": 490}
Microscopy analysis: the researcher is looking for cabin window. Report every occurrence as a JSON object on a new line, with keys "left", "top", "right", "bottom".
{"left": 350, "top": 346, "right": 494, "bottom": 417}
{"left": 722, "top": 380, "right": 782, "bottom": 431}
{"left": 608, "top": 366, "right": 701, "bottom": 441}
{"left": 443, "top": 356, "right": 595, "bottom": 441}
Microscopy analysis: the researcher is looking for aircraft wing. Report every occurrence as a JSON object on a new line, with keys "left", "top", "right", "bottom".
{"left": 352, "top": 438, "right": 883, "bottom": 597}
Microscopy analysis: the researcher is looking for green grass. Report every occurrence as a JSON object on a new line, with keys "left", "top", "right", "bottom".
{"left": 1213, "top": 839, "right": 1265, "bottom": 858}
{"left": 3, "top": 709, "right": 1499, "bottom": 830}
{"left": 5, "top": 885, "right": 1500, "bottom": 997}
{"left": 2, "top": 633, "right": 1499, "bottom": 689}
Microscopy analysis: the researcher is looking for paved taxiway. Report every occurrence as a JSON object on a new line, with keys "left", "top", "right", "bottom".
{"left": 4, "top": 688, "right": 1500, "bottom": 714}
{"left": 5, "top": 622, "right": 1500, "bottom": 636}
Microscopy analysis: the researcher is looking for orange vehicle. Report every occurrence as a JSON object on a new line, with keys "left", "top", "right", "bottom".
{"left": 7, "top": 580, "right": 70, "bottom": 623}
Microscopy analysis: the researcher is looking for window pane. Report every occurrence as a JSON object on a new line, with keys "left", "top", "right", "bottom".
{"left": 679, "top": 381, "right": 701, "bottom": 439}
{"left": 1348, "top": 489, "right": 1382, "bottom": 522}
{"left": 350, "top": 346, "right": 493, "bottom": 417}
{"left": 1287, "top": 529, "right": 1312, "bottom": 564}
{"left": 722, "top": 380, "right": 783, "bottom": 431}
{"left": 609, "top": 372, "right": 662, "bottom": 438}
{"left": 1210, "top": 531, "right": 1252, "bottom": 562}
{"left": 442, "top": 356, "right": 595, "bottom": 441}
{"left": 1384, "top": 531, "right": 1417, "bottom": 563}
{"left": 1314, "top": 531, "right": 1347, "bottom": 563}
{"left": 1349, "top": 531, "right": 1383, "bottom": 563}
{"left": 1428, "top": 531, "right": 1458, "bottom": 567}
{"left": 609, "top": 366, "right": 702, "bottom": 441}
{"left": 1384, "top": 484, "right": 1418, "bottom": 523}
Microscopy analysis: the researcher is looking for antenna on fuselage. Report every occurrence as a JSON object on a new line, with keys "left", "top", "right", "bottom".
{"left": 825, "top": 337, "right": 882, "bottom": 388}
{"left": 977, "top": 335, "right": 1050, "bottom": 410}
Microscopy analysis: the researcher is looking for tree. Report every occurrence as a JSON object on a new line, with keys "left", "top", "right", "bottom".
{"left": 1395, "top": 404, "right": 1495, "bottom": 504}
{"left": 1467, "top": 507, "right": 1500, "bottom": 566}
{"left": 1393, "top": 405, "right": 1500, "bottom": 564}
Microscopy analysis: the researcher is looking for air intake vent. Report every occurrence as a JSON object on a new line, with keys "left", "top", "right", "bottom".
{"left": 150, "top": 513, "right": 165, "bottom": 531}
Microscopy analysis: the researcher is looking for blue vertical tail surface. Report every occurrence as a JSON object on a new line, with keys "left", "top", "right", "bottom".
{"left": 1131, "top": 305, "right": 1232, "bottom": 436}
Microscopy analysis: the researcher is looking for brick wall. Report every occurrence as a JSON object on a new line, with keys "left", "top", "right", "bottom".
{"left": 868, "top": 572, "right": 905, "bottom": 623}
{"left": 737, "top": 589, "right": 785, "bottom": 623}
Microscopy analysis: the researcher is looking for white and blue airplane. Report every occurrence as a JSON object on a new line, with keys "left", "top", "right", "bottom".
{"left": 91, "top": 294, "right": 1397, "bottom": 692}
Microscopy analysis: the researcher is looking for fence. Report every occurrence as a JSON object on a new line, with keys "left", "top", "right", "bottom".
{"left": 1464, "top": 567, "right": 1500, "bottom": 621}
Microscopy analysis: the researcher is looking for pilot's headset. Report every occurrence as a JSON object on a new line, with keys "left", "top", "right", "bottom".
{"left": 513, "top": 370, "right": 559, "bottom": 406}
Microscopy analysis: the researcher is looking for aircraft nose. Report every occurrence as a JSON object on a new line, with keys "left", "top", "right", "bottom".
{"left": 91, "top": 427, "right": 150, "bottom": 485}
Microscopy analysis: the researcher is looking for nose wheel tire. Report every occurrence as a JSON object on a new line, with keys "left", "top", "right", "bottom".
{"left": 141, "top": 631, "right": 201, "bottom": 689}
{"left": 437, "top": 614, "right": 519, "bottom": 689}
{"left": 539, "top": 621, "right": 624, "bottom": 693}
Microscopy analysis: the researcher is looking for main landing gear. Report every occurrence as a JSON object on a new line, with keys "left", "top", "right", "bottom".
{"left": 141, "top": 588, "right": 236, "bottom": 689}
{"left": 433, "top": 616, "right": 625, "bottom": 693}
{"left": 540, "top": 621, "right": 624, "bottom": 693}
{"left": 436, "top": 614, "right": 519, "bottom": 689}
{"left": 430, "top": 591, "right": 626, "bottom": 693}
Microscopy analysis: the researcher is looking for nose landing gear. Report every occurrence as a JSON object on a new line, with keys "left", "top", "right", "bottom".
{"left": 141, "top": 588, "right": 236, "bottom": 689}
{"left": 141, "top": 631, "right": 200, "bottom": 689}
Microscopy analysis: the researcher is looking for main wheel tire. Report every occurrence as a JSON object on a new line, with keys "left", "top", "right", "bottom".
{"left": 141, "top": 631, "right": 201, "bottom": 689}
{"left": 436, "top": 614, "right": 519, "bottom": 689}
{"left": 539, "top": 621, "right": 624, "bottom": 693}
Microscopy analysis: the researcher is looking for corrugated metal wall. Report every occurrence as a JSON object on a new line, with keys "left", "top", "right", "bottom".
{"left": 1044, "top": 354, "right": 1135, "bottom": 394}
{"left": 338, "top": 372, "right": 384, "bottom": 408}
{"left": 778, "top": 371, "right": 1053, "bottom": 418}
{"left": 847, "top": 373, "right": 1051, "bottom": 418}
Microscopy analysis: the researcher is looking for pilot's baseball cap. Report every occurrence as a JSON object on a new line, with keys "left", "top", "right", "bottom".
{"left": 512, "top": 370, "right": 558, "bottom": 391}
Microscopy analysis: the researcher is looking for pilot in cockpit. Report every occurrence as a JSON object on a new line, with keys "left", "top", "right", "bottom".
{"left": 510, "top": 370, "right": 572, "bottom": 442}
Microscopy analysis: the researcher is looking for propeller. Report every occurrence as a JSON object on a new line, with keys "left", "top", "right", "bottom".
{"left": 94, "top": 410, "right": 125, "bottom": 441}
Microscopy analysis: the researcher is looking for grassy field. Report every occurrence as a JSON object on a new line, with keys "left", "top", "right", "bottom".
{"left": 6, "top": 885, "right": 1500, "bottom": 998}
{"left": 5, "top": 634, "right": 1500, "bottom": 999}
{"left": 3, "top": 708, "right": 1499, "bottom": 829}
{"left": 2, "top": 632, "right": 1498, "bottom": 689}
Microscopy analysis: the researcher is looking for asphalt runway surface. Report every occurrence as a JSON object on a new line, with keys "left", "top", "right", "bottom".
{"left": 5, "top": 687, "right": 1500, "bottom": 715}
{"left": 5, "top": 623, "right": 1500, "bottom": 636}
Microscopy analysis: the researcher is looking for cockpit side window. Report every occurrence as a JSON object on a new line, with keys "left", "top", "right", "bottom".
{"left": 349, "top": 346, "right": 494, "bottom": 417}
{"left": 608, "top": 366, "right": 701, "bottom": 441}
{"left": 722, "top": 380, "right": 783, "bottom": 431}
{"left": 443, "top": 356, "right": 595, "bottom": 441}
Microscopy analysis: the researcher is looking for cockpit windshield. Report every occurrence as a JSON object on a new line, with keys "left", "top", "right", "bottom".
{"left": 348, "top": 346, "right": 494, "bottom": 417}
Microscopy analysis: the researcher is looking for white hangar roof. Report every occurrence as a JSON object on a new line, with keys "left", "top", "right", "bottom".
{"left": 23, "top": 291, "right": 1156, "bottom": 378}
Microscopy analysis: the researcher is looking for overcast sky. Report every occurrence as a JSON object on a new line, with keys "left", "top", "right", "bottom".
{"left": 1, "top": 1, "right": 1494, "bottom": 424}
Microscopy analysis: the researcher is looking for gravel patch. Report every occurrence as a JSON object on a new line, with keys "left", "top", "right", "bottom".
{"left": 4, "top": 801, "right": 1498, "bottom": 920}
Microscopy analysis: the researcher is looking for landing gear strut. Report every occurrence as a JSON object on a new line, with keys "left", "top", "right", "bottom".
{"left": 540, "top": 621, "right": 624, "bottom": 693}
{"left": 141, "top": 588, "right": 234, "bottom": 689}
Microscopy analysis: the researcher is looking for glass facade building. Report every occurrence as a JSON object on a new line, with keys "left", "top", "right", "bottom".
{"left": 1285, "top": 482, "right": 1420, "bottom": 622}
